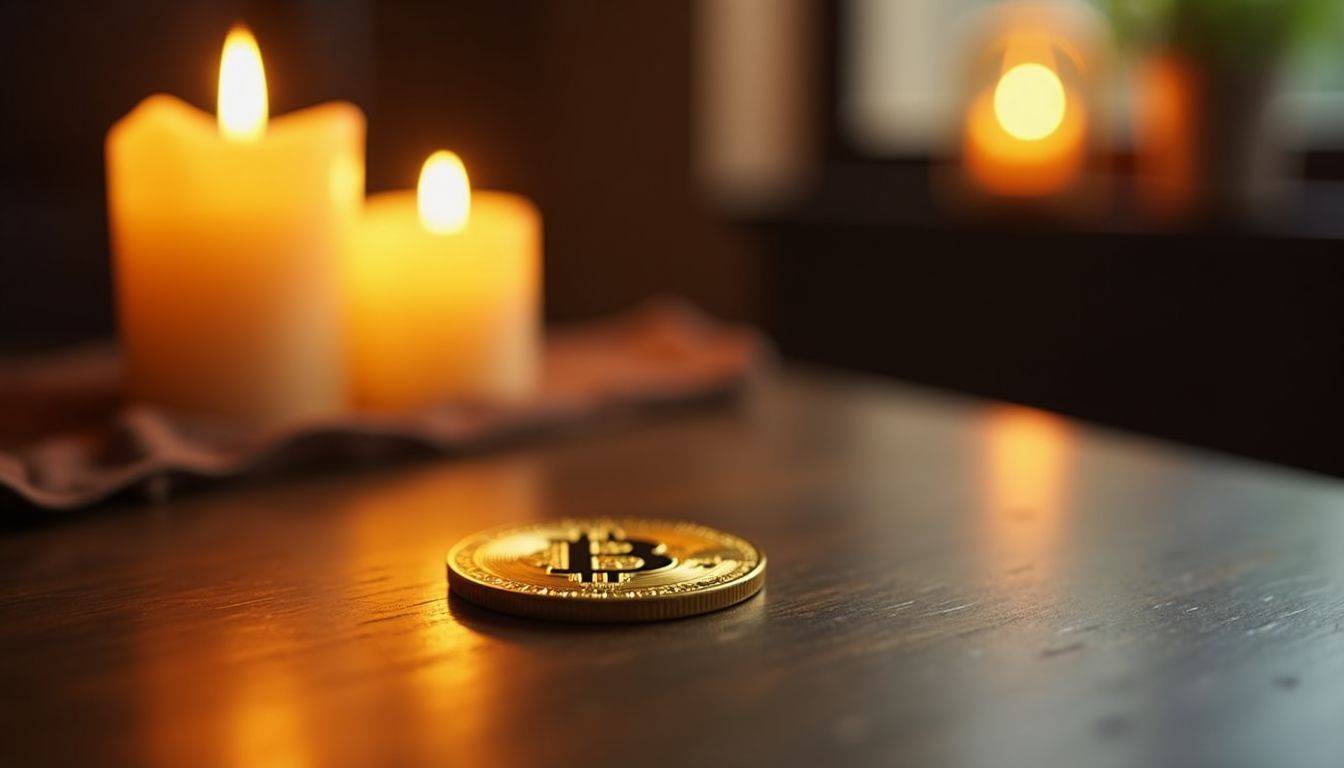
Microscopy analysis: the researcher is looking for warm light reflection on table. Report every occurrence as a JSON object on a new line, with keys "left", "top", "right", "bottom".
{"left": 343, "top": 462, "right": 542, "bottom": 765}
{"left": 979, "top": 405, "right": 1075, "bottom": 572}
{"left": 124, "top": 458, "right": 545, "bottom": 766}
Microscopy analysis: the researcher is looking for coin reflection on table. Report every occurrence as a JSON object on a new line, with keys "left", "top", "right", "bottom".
{"left": 446, "top": 519, "right": 766, "bottom": 622}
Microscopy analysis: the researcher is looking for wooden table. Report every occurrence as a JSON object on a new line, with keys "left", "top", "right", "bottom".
{"left": 3, "top": 370, "right": 1343, "bottom": 767}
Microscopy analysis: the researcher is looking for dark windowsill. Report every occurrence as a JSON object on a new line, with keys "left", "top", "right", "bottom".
{"left": 750, "top": 157, "right": 1344, "bottom": 477}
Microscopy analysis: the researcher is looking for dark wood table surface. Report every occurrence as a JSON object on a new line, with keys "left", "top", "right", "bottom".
{"left": 3, "top": 370, "right": 1344, "bottom": 767}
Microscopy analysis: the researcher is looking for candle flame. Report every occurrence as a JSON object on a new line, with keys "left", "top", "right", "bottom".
{"left": 993, "top": 63, "right": 1065, "bottom": 142}
{"left": 417, "top": 151, "right": 470, "bottom": 234}
{"left": 218, "top": 25, "right": 268, "bottom": 141}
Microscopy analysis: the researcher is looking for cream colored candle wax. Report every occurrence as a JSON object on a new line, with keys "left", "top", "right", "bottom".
{"left": 106, "top": 26, "right": 364, "bottom": 427}
{"left": 347, "top": 151, "right": 541, "bottom": 411}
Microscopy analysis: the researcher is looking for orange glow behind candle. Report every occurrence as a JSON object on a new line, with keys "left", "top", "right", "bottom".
{"left": 964, "top": 47, "right": 1087, "bottom": 198}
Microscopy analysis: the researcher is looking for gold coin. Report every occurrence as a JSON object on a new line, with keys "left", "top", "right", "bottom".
{"left": 446, "top": 519, "right": 766, "bottom": 622}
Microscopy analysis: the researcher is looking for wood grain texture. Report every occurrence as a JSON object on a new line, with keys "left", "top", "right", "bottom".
{"left": 2, "top": 370, "right": 1343, "bottom": 768}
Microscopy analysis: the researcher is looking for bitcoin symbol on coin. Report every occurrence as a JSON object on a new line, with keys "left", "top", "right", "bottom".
{"left": 545, "top": 528, "right": 675, "bottom": 583}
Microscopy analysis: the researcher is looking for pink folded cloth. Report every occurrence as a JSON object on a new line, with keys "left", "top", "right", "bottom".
{"left": 0, "top": 301, "right": 767, "bottom": 511}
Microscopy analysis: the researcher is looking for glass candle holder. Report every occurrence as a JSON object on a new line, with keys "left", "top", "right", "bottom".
{"left": 951, "top": 1, "right": 1109, "bottom": 211}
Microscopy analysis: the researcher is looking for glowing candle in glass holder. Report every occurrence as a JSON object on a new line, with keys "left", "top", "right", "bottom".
{"left": 958, "top": 3, "right": 1106, "bottom": 203}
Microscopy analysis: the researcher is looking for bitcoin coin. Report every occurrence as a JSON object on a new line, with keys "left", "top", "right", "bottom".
{"left": 446, "top": 519, "right": 766, "bottom": 622}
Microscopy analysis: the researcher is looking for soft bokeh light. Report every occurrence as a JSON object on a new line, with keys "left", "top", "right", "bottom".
{"left": 417, "top": 150, "right": 471, "bottom": 235}
{"left": 217, "top": 25, "right": 268, "bottom": 141}
{"left": 993, "top": 62, "right": 1066, "bottom": 142}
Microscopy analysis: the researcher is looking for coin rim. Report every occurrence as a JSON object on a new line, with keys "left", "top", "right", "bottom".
{"left": 445, "top": 519, "right": 767, "bottom": 622}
